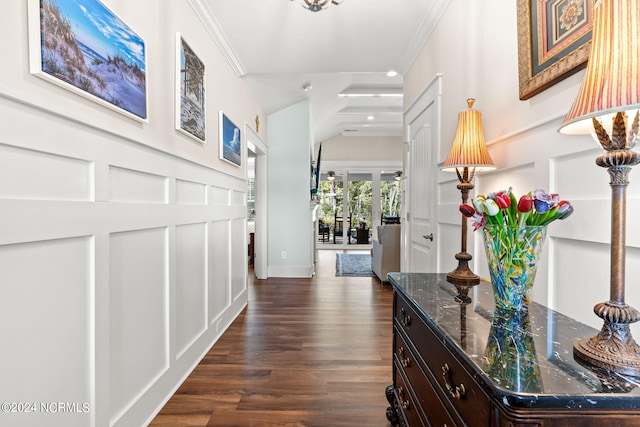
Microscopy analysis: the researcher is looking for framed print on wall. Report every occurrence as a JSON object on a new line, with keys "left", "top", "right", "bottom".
{"left": 27, "top": 0, "right": 147, "bottom": 121}
{"left": 219, "top": 112, "right": 241, "bottom": 167}
{"left": 175, "top": 33, "right": 205, "bottom": 143}
{"left": 517, "top": 0, "right": 594, "bottom": 100}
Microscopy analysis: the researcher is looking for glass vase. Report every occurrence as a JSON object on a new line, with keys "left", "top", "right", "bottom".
{"left": 483, "top": 308, "right": 542, "bottom": 392}
{"left": 481, "top": 225, "right": 547, "bottom": 312}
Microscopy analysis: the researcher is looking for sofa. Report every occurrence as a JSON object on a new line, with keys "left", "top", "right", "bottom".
{"left": 371, "top": 224, "right": 401, "bottom": 283}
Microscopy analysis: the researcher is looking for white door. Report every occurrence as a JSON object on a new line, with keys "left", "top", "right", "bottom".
{"left": 403, "top": 76, "right": 441, "bottom": 272}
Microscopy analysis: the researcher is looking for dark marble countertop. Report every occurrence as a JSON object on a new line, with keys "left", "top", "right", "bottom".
{"left": 388, "top": 272, "right": 640, "bottom": 409}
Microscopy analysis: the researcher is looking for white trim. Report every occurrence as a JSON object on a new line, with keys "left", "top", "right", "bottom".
{"left": 268, "top": 265, "right": 314, "bottom": 278}
{"left": 245, "top": 125, "right": 269, "bottom": 280}
{"left": 399, "top": 1, "right": 451, "bottom": 74}
{"left": 188, "top": 0, "right": 247, "bottom": 77}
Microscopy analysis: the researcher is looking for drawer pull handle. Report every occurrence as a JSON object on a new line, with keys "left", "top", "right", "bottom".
{"left": 401, "top": 399, "right": 410, "bottom": 410}
{"left": 396, "top": 386, "right": 404, "bottom": 398}
{"left": 396, "top": 347, "right": 411, "bottom": 367}
{"left": 402, "top": 315, "right": 411, "bottom": 326}
{"left": 399, "top": 307, "right": 411, "bottom": 326}
{"left": 401, "top": 356, "right": 411, "bottom": 368}
{"left": 442, "top": 363, "right": 466, "bottom": 400}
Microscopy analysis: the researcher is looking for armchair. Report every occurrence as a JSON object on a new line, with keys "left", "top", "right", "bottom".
{"left": 371, "top": 224, "right": 401, "bottom": 283}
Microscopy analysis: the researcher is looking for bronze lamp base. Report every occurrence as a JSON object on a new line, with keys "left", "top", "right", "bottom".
{"left": 446, "top": 251, "right": 480, "bottom": 288}
{"left": 574, "top": 302, "right": 640, "bottom": 377}
{"left": 573, "top": 119, "right": 640, "bottom": 377}
{"left": 447, "top": 170, "right": 480, "bottom": 290}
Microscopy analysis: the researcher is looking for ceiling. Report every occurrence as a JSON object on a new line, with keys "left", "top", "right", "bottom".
{"left": 193, "top": 0, "right": 447, "bottom": 142}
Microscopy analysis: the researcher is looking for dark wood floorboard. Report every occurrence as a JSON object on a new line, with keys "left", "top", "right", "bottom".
{"left": 150, "top": 250, "right": 394, "bottom": 427}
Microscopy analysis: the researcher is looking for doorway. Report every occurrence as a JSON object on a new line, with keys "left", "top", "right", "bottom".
{"left": 246, "top": 126, "right": 267, "bottom": 279}
{"left": 317, "top": 163, "right": 401, "bottom": 250}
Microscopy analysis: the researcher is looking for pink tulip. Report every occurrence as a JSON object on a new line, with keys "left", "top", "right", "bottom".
{"left": 494, "top": 191, "right": 511, "bottom": 209}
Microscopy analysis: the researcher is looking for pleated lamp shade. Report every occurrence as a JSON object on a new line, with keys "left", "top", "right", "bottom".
{"left": 442, "top": 99, "right": 495, "bottom": 172}
{"left": 559, "top": 0, "right": 640, "bottom": 136}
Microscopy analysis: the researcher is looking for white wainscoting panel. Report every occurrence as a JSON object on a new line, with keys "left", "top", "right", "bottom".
{"left": 476, "top": 162, "right": 536, "bottom": 196}
{"left": 175, "top": 223, "right": 208, "bottom": 358}
{"left": 437, "top": 222, "right": 463, "bottom": 275}
{"left": 553, "top": 238, "right": 612, "bottom": 326}
{"left": 176, "top": 179, "right": 207, "bottom": 205}
{"left": 438, "top": 176, "right": 461, "bottom": 207}
{"left": 0, "top": 144, "right": 92, "bottom": 201}
{"left": 209, "top": 219, "right": 231, "bottom": 325}
{"left": 210, "top": 186, "right": 231, "bottom": 205}
{"left": 109, "top": 228, "right": 169, "bottom": 422}
{"left": 109, "top": 166, "right": 168, "bottom": 204}
{"left": 232, "top": 189, "right": 246, "bottom": 206}
{"left": 0, "top": 237, "right": 91, "bottom": 427}
{"left": 0, "top": 94, "right": 248, "bottom": 427}
{"left": 553, "top": 238, "right": 640, "bottom": 338}
{"left": 553, "top": 149, "right": 610, "bottom": 200}
{"left": 231, "top": 217, "right": 247, "bottom": 301}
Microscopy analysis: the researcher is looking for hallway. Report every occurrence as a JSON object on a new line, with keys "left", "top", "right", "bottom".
{"left": 151, "top": 250, "right": 394, "bottom": 426}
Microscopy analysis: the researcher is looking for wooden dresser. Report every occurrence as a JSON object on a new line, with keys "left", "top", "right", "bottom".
{"left": 385, "top": 273, "right": 640, "bottom": 427}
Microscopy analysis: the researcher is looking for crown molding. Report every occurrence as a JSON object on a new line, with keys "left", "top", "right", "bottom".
{"left": 398, "top": 0, "right": 450, "bottom": 74}
{"left": 188, "top": 0, "right": 247, "bottom": 77}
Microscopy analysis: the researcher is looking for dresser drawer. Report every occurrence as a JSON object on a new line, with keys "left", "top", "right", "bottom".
{"left": 394, "top": 362, "right": 426, "bottom": 427}
{"left": 394, "top": 327, "right": 460, "bottom": 427}
{"left": 395, "top": 292, "right": 491, "bottom": 426}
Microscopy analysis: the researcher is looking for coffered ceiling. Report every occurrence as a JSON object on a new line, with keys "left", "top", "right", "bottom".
{"left": 192, "top": 0, "right": 448, "bottom": 142}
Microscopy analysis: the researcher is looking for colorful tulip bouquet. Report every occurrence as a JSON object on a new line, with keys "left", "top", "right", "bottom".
{"left": 460, "top": 189, "right": 573, "bottom": 312}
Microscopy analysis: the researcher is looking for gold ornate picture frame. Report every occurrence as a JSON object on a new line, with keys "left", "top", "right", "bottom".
{"left": 517, "top": 0, "right": 594, "bottom": 100}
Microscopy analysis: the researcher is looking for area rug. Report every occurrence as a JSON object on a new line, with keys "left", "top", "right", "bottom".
{"left": 335, "top": 253, "right": 375, "bottom": 277}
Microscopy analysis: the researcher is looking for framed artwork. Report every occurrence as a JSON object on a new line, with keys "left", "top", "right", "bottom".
{"left": 28, "top": 0, "right": 147, "bottom": 121}
{"left": 516, "top": 0, "right": 594, "bottom": 100}
{"left": 175, "top": 33, "right": 205, "bottom": 142}
{"left": 219, "top": 112, "right": 241, "bottom": 167}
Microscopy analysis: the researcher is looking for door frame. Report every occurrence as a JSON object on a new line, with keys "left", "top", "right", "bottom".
{"left": 245, "top": 126, "right": 268, "bottom": 279}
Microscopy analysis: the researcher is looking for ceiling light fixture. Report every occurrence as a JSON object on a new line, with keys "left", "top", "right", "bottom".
{"left": 386, "top": 70, "right": 398, "bottom": 77}
{"left": 338, "top": 93, "right": 403, "bottom": 98}
{"left": 367, "top": 115, "right": 375, "bottom": 120}
{"left": 292, "top": 0, "right": 343, "bottom": 12}
{"left": 303, "top": 83, "right": 312, "bottom": 92}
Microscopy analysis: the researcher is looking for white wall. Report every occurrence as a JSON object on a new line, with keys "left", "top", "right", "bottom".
{"left": 0, "top": 1, "right": 264, "bottom": 426}
{"left": 405, "top": 0, "right": 640, "bottom": 336}
{"left": 267, "top": 100, "right": 314, "bottom": 277}
{"left": 317, "top": 135, "right": 404, "bottom": 161}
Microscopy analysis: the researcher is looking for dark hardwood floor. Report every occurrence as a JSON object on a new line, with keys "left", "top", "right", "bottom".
{"left": 150, "top": 250, "right": 394, "bottom": 427}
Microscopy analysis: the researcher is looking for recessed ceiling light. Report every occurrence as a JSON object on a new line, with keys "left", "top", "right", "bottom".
{"left": 338, "top": 93, "right": 403, "bottom": 98}
{"left": 386, "top": 70, "right": 398, "bottom": 77}
{"left": 367, "top": 115, "right": 375, "bottom": 120}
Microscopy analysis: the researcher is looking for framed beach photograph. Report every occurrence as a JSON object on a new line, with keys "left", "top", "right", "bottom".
{"left": 516, "top": 0, "right": 594, "bottom": 100}
{"left": 219, "top": 112, "right": 241, "bottom": 167}
{"left": 28, "top": 0, "right": 147, "bottom": 121}
{"left": 175, "top": 33, "right": 205, "bottom": 143}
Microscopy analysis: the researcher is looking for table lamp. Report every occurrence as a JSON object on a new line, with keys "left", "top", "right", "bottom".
{"left": 442, "top": 99, "right": 496, "bottom": 287}
{"left": 559, "top": 0, "right": 640, "bottom": 376}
